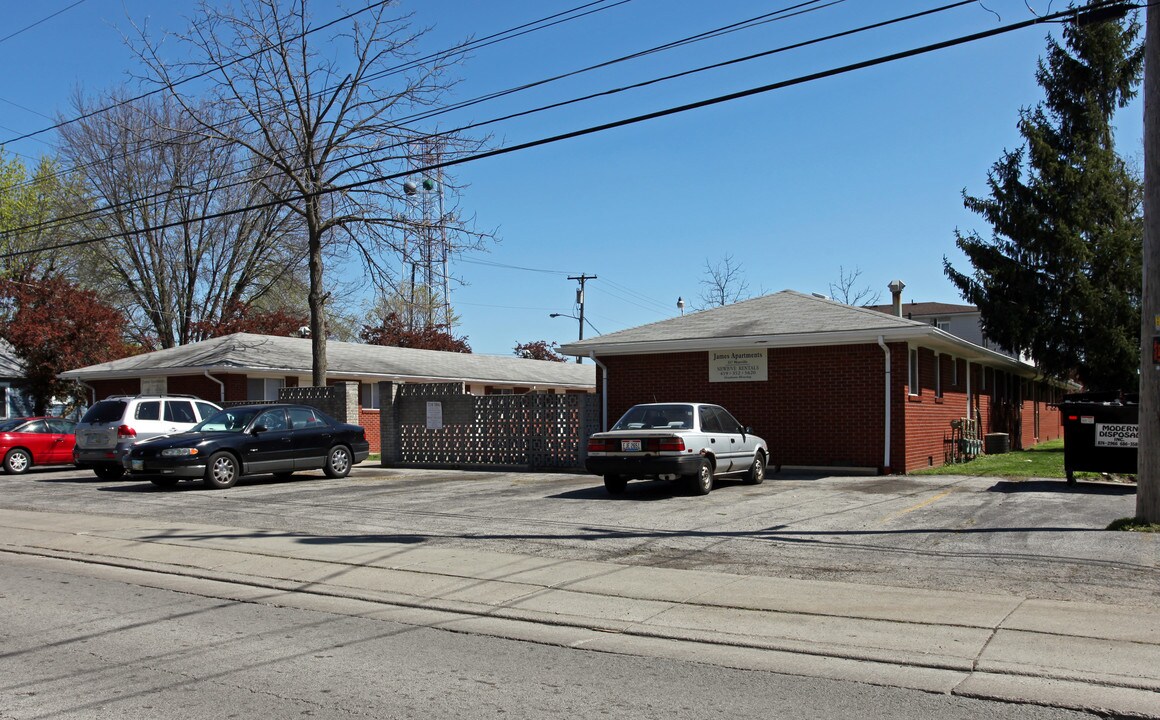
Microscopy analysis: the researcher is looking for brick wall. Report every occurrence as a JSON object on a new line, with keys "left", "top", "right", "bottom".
{"left": 598, "top": 344, "right": 898, "bottom": 471}
{"left": 359, "top": 408, "right": 381, "bottom": 453}
{"left": 598, "top": 343, "right": 1062, "bottom": 475}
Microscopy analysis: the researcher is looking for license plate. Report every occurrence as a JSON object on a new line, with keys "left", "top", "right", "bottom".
{"left": 131, "top": 459, "right": 144, "bottom": 471}
{"left": 621, "top": 439, "right": 641, "bottom": 452}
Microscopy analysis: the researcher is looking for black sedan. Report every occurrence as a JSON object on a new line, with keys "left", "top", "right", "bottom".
{"left": 124, "top": 404, "right": 371, "bottom": 489}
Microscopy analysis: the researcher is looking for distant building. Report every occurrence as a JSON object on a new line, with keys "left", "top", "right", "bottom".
{"left": 0, "top": 340, "right": 34, "bottom": 419}
{"left": 864, "top": 300, "right": 1024, "bottom": 360}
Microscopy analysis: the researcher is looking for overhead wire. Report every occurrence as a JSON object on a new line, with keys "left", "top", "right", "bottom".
{"left": 4, "top": 0, "right": 1113, "bottom": 261}
{"left": 0, "top": 0, "right": 640, "bottom": 212}
{"left": 2, "top": 0, "right": 943, "bottom": 239}
{"left": 0, "top": 0, "right": 817, "bottom": 207}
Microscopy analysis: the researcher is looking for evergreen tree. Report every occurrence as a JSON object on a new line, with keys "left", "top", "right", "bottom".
{"left": 944, "top": 6, "right": 1144, "bottom": 389}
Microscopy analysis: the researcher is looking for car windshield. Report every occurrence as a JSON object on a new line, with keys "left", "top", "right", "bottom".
{"left": 611, "top": 404, "right": 694, "bottom": 430}
{"left": 192, "top": 408, "right": 262, "bottom": 432}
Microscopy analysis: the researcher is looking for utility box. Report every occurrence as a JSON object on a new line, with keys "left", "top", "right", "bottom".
{"left": 1059, "top": 392, "right": 1138, "bottom": 484}
{"left": 984, "top": 433, "right": 1010, "bottom": 455}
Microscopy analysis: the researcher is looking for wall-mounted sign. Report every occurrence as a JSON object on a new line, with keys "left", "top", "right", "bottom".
{"left": 426, "top": 401, "right": 443, "bottom": 430}
{"left": 709, "top": 349, "right": 768, "bottom": 383}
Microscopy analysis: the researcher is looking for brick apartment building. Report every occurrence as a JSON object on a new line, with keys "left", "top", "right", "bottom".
{"left": 59, "top": 333, "right": 596, "bottom": 453}
{"left": 560, "top": 290, "right": 1065, "bottom": 474}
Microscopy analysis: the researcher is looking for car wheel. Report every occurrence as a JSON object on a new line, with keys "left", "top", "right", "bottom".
{"left": 743, "top": 452, "right": 766, "bottom": 485}
{"left": 93, "top": 465, "right": 124, "bottom": 481}
{"left": 604, "top": 474, "right": 627, "bottom": 495}
{"left": 3, "top": 448, "right": 31, "bottom": 475}
{"left": 324, "top": 445, "right": 352, "bottom": 478}
{"left": 150, "top": 477, "right": 179, "bottom": 488}
{"left": 204, "top": 452, "right": 239, "bottom": 489}
{"left": 687, "top": 458, "right": 713, "bottom": 495}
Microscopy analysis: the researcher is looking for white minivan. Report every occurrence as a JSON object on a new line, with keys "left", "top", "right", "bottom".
{"left": 73, "top": 395, "right": 222, "bottom": 479}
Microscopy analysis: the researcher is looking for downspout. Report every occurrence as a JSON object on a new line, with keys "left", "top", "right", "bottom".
{"left": 589, "top": 352, "right": 608, "bottom": 431}
{"left": 203, "top": 371, "right": 226, "bottom": 403}
{"left": 877, "top": 336, "right": 892, "bottom": 472}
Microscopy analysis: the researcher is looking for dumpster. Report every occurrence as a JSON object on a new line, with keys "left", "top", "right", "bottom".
{"left": 1058, "top": 392, "right": 1138, "bottom": 484}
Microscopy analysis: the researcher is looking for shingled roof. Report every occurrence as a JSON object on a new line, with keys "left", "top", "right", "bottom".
{"left": 560, "top": 290, "right": 1027, "bottom": 368}
{"left": 59, "top": 333, "right": 596, "bottom": 389}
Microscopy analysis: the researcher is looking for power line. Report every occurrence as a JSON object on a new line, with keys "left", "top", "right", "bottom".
{"left": 0, "top": 0, "right": 1128, "bottom": 260}
{"left": 0, "top": 0, "right": 958, "bottom": 239}
{"left": 0, "top": 0, "right": 804, "bottom": 201}
{"left": 0, "top": 0, "right": 88, "bottom": 45}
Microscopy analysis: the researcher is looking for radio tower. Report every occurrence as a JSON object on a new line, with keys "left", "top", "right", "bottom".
{"left": 402, "top": 138, "right": 451, "bottom": 331}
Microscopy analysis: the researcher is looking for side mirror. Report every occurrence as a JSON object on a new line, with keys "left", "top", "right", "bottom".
{"left": 252, "top": 424, "right": 267, "bottom": 434}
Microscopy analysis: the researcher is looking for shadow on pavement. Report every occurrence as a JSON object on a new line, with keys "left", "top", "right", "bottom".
{"left": 988, "top": 479, "right": 1137, "bottom": 495}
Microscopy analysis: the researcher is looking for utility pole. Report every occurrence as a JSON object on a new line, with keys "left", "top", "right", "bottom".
{"left": 1139, "top": 2, "right": 1159, "bottom": 523}
{"left": 568, "top": 274, "right": 596, "bottom": 364}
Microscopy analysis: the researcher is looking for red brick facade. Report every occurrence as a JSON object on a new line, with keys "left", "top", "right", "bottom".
{"left": 596, "top": 342, "right": 1062, "bottom": 474}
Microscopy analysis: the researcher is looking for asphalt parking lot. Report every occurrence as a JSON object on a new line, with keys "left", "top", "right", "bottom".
{"left": 3, "top": 462, "right": 1154, "bottom": 608}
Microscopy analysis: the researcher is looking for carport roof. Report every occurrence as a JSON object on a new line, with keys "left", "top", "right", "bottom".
{"left": 560, "top": 290, "right": 1031, "bottom": 370}
{"left": 59, "top": 333, "right": 597, "bottom": 389}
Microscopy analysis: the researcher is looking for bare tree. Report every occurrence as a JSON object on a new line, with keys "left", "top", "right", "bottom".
{"left": 828, "top": 265, "right": 881, "bottom": 306}
{"left": 59, "top": 92, "right": 306, "bottom": 348}
{"left": 697, "top": 254, "right": 751, "bottom": 309}
{"left": 132, "top": 0, "right": 490, "bottom": 383}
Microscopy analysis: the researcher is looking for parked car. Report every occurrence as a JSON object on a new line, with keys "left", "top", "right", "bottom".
{"left": 585, "top": 402, "right": 768, "bottom": 495}
{"left": 0, "top": 417, "right": 77, "bottom": 475}
{"left": 73, "top": 395, "right": 223, "bottom": 480}
{"left": 124, "top": 403, "right": 371, "bottom": 489}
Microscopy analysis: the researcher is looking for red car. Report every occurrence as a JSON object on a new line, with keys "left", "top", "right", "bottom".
{"left": 1, "top": 417, "right": 77, "bottom": 475}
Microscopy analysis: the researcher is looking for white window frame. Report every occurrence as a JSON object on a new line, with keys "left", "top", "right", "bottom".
{"left": 361, "top": 382, "right": 380, "bottom": 410}
{"left": 247, "top": 377, "right": 285, "bottom": 401}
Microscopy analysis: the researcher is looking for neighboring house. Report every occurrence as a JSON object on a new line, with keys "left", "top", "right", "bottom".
{"left": 865, "top": 299, "right": 1024, "bottom": 360}
{"left": 0, "top": 339, "right": 34, "bottom": 419}
{"left": 59, "top": 332, "right": 596, "bottom": 453}
{"left": 560, "top": 290, "right": 1064, "bottom": 475}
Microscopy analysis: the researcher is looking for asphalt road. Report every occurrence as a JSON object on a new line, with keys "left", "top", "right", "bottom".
{"left": 1, "top": 553, "right": 1100, "bottom": 720}
{"left": 3, "top": 462, "right": 1152, "bottom": 608}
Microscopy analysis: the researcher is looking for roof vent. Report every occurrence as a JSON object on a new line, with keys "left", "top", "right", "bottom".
{"left": 887, "top": 280, "right": 906, "bottom": 317}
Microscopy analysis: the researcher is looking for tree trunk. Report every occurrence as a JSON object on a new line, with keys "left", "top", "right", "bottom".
{"left": 307, "top": 225, "right": 327, "bottom": 387}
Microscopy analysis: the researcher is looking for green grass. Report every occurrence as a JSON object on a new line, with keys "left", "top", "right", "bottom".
{"left": 1106, "top": 517, "right": 1160, "bottom": 533}
{"left": 912, "top": 437, "right": 1076, "bottom": 478}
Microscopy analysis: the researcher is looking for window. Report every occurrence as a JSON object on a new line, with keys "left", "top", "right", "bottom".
{"left": 699, "top": 407, "right": 724, "bottom": 433}
{"left": 164, "top": 400, "right": 196, "bottom": 423}
{"left": 247, "top": 377, "right": 285, "bottom": 401}
{"left": 288, "top": 407, "right": 325, "bottom": 428}
{"left": 951, "top": 357, "right": 958, "bottom": 386}
{"left": 908, "top": 348, "right": 919, "bottom": 395}
{"left": 196, "top": 402, "right": 220, "bottom": 420}
{"left": 135, "top": 401, "right": 161, "bottom": 420}
{"left": 256, "top": 408, "right": 289, "bottom": 431}
{"left": 361, "top": 382, "right": 380, "bottom": 410}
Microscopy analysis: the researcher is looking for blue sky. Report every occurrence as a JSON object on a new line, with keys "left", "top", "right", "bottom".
{"left": 0, "top": 1, "right": 1146, "bottom": 356}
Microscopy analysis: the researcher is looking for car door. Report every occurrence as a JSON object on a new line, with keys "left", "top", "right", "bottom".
{"left": 697, "top": 406, "right": 731, "bottom": 471}
{"left": 43, "top": 419, "right": 76, "bottom": 464}
{"left": 13, "top": 420, "right": 53, "bottom": 463}
{"left": 712, "top": 406, "right": 752, "bottom": 471}
{"left": 287, "top": 406, "right": 333, "bottom": 470}
{"left": 243, "top": 408, "right": 294, "bottom": 473}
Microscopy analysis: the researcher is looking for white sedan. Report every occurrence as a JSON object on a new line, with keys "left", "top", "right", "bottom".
{"left": 585, "top": 402, "right": 769, "bottom": 495}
